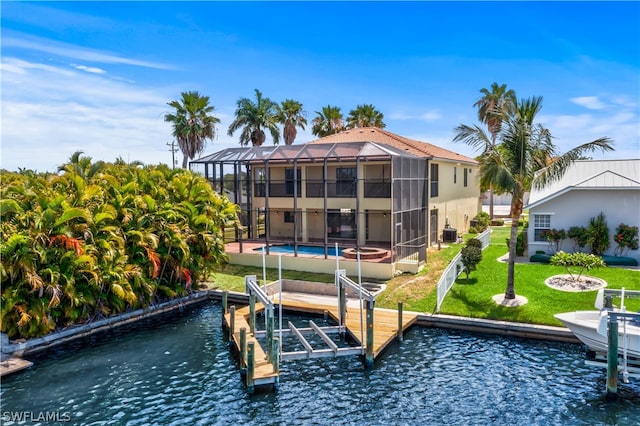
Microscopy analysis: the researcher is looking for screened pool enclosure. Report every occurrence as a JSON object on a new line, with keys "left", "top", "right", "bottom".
{"left": 190, "top": 142, "right": 429, "bottom": 266}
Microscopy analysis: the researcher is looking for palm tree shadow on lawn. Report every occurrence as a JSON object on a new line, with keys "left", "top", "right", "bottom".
{"left": 456, "top": 277, "right": 479, "bottom": 285}
{"left": 447, "top": 287, "right": 527, "bottom": 321}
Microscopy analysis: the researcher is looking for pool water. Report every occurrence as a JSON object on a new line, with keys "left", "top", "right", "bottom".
{"left": 254, "top": 244, "right": 343, "bottom": 257}
{"left": 1, "top": 303, "right": 639, "bottom": 425}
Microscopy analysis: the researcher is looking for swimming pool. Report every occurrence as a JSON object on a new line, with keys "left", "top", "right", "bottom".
{"left": 254, "top": 244, "right": 343, "bottom": 256}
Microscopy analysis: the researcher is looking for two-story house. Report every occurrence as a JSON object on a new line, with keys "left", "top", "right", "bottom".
{"left": 190, "top": 128, "right": 479, "bottom": 279}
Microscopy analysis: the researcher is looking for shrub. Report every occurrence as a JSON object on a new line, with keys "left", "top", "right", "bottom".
{"left": 567, "top": 226, "right": 589, "bottom": 252}
{"left": 506, "top": 229, "right": 528, "bottom": 256}
{"left": 471, "top": 212, "right": 491, "bottom": 233}
{"left": 541, "top": 228, "right": 566, "bottom": 253}
{"left": 466, "top": 238, "right": 482, "bottom": 249}
{"left": 613, "top": 223, "right": 639, "bottom": 256}
{"left": 550, "top": 251, "right": 606, "bottom": 281}
{"left": 468, "top": 226, "right": 478, "bottom": 234}
{"left": 587, "top": 212, "right": 609, "bottom": 255}
{"left": 491, "top": 219, "right": 505, "bottom": 226}
{"left": 461, "top": 245, "right": 483, "bottom": 280}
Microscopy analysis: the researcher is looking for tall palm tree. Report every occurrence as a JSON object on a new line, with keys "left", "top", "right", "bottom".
{"left": 311, "top": 105, "right": 344, "bottom": 137}
{"left": 474, "top": 83, "right": 517, "bottom": 219}
{"left": 277, "top": 99, "right": 307, "bottom": 145}
{"left": 228, "top": 89, "right": 280, "bottom": 147}
{"left": 454, "top": 96, "right": 614, "bottom": 300}
{"left": 346, "top": 104, "right": 386, "bottom": 129}
{"left": 165, "top": 91, "right": 220, "bottom": 169}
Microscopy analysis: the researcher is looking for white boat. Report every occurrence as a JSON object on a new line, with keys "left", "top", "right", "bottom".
{"left": 554, "top": 289, "right": 640, "bottom": 359}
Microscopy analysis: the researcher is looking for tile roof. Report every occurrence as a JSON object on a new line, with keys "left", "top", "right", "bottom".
{"left": 309, "top": 127, "right": 478, "bottom": 164}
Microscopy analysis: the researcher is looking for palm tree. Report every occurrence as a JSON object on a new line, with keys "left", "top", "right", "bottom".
{"left": 454, "top": 96, "right": 614, "bottom": 300}
{"left": 277, "top": 99, "right": 307, "bottom": 145}
{"left": 473, "top": 83, "right": 517, "bottom": 219}
{"left": 165, "top": 91, "right": 220, "bottom": 169}
{"left": 311, "top": 105, "right": 344, "bottom": 137}
{"left": 346, "top": 104, "right": 386, "bottom": 129}
{"left": 228, "top": 89, "right": 280, "bottom": 147}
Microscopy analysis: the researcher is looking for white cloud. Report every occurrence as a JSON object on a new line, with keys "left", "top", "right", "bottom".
{"left": 3, "top": 34, "right": 174, "bottom": 70}
{"left": 388, "top": 110, "right": 442, "bottom": 122}
{"left": 73, "top": 64, "right": 107, "bottom": 74}
{"left": 569, "top": 96, "right": 606, "bottom": 110}
{"left": 1, "top": 57, "right": 176, "bottom": 172}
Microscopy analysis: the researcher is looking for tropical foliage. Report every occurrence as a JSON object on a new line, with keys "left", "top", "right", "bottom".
{"left": 614, "top": 223, "right": 639, "bottom": 256}
{"left": 346, "top": 104, "right": 386, "bottom": 129}
{"left": 228, "top": 89, "right": 280, "bottom": 146}
{"left": 165, "top": 91, "right": 220, "bottom": 169}
{"left": 454, "top": 92, "right": 614, "bottom": 300}
{"left": 549, "top": 252, "right": 605, "bottom": 281}
{"left": 0, "top": 152, "right": 239, "bottom": 339}
{"left": 277, "top": 99, "right": 307, "bottom": 145}
{"left": 311, "top": 105, "right": 344, "bottom": 137}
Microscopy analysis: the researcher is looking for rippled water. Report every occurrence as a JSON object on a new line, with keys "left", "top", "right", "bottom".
{"left": 1, "top": 303, "right": 639, "bottom": 425}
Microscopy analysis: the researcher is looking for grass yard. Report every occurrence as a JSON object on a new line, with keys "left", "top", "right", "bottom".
{"left": 209, "top": 226, "right": 639, "bottom": 327}
{"left": 438, "top": 227, "right": 640, "bottom": 326}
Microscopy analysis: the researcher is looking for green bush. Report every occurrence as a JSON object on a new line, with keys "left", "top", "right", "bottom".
{"left": 466, "top": 238, "right": 482, "bottom": 249}
{"left": 567, "top": 226, "right": 589, "bottom": 252}
{"left": 461, "top": 245, "right": 483, "bottom": 280}
{"left": 468, "top": 226, "right": 478, "bottom": 234}
{"left": 550, "top": 251, "right": 606, "bottom": 281}
{"left": 471, "top": 212, "right": 491, "bottom": 233}
{"left": 506, "top": 229, "right": 528, "bottom": 257}
{"left": 587, "top": 212, "right": 610, "bottom": 255}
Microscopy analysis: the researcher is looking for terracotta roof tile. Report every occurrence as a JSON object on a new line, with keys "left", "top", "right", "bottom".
{"left": 309, "top": 127, "right": 477, "bottom": 164}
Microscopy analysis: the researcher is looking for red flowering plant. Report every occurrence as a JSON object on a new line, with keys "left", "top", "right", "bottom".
{"left": 614, "top": 223, "right": 639, "bottom": 256}
{"left": 541, "top": 228, "right": 567, "bottom": 253}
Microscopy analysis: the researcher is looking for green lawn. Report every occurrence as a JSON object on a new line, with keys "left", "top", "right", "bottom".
{"left": 438, "top": 227, "right": 640, "bottom": 326}
{"left": 210, "top": 226, "right": 639, "bottom": 327}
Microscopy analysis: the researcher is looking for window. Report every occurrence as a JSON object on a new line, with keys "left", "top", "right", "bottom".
{"left": 454, "top": 167, "right": 457, "bottom": 184}
{"left": 284, "top": 211, "right": 295, "bottom": 223}
{"left": 464, "top": 168, "right": 468, "bottom": 187}
{"left": 336, "top": 167, "right": 356, "bottom": 196}
{"left": 285, "top": 168, "right": 302, "bottom": 196}
{"left": 533, "top": 214, "right": 551, "bottom": 241}
{"left": 430, "top": 164, "right": 439, "bottom": 198}
{"left": 327, "top": 209, "right": 356, "bottom": 238}
{"left": 254, "top": 167, "right": 266, "bottom": 197}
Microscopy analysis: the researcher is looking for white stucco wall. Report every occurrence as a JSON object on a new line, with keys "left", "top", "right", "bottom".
{"left": 527, "top": 189, "right": 640, "bottom": 263}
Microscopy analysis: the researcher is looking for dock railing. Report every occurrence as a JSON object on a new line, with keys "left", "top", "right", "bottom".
{"left": 436, "top": 229, "right": 491, "bottom": 312}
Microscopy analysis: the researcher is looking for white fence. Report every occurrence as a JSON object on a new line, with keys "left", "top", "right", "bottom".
{"left": 435, "top": 229, "right": 491, "bottom": 313}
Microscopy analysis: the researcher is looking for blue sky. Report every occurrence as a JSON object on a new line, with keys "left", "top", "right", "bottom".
{"left": 2, "top": 1, "right": 639, "bottom": 172}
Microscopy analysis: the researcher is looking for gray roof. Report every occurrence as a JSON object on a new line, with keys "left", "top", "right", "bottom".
{"left": 526, "top": 159, "right": 640, "bottom": 210}
{"left": 190, "top": 141, "right": 421, "bottom": 165}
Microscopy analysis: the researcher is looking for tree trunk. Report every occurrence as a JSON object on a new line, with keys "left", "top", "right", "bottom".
{"left": 181, "top": 153, "right": 189, "bottom": 169}
{"left": 505, "top": 196, "right": 523, "bottom": 300}
{"left": 489, "top": 186, "right": 494, "bottom": 220}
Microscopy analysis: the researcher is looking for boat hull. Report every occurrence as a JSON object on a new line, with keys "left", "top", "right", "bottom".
{"left": 554, "top": 311, "right": 640, "bottom": 359}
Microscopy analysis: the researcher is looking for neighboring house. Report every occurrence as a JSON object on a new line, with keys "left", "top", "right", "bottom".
{"left": 190, "top": 128, "right": 480, "bottom": 278}
{"left": 526, "top": 159, "right": 640, "bottom": 263}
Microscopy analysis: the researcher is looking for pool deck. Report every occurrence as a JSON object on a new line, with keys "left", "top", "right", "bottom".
{"left": 225, "top": 241, "right": 393, "bottom": 264}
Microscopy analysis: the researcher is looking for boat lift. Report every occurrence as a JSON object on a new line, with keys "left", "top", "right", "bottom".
{"left": 586, "top": 288, "right": 640, "bottom": 401}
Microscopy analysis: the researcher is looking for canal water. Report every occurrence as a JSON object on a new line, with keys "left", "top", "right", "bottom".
{"left": 1, "top": 303, "right": 639, "bottom": 425}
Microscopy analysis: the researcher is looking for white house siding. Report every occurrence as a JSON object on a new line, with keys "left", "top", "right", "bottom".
{"left": 528, "top": 189, "right": 640, "bottom": 263}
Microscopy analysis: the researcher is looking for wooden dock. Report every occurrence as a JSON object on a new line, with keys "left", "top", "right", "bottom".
{"left": 0, "top": 357, "right": 33, "bottom": 377}
{"left": 223, "top": 293, "right": 418, "bottom": 392}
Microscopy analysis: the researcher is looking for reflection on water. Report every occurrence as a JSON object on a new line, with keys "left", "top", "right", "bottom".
{"left": 1, "top": 303, "right": 638, "bottom": 425}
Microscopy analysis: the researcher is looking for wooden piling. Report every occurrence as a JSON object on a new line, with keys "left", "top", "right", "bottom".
{"left": 249, "top": 294, "right": 256, "bottom": 335}
{"left": 267, "top": 315, "right": 274, "bottom": 363}
{"left": 229, "top": 305, "right": 235, "bottom": 342}
{"left": 606, "top": 315, "right": 619, "bottom": 401}
{"left": 222, "top": 291, "right": 228, "bottom": 315}
{"left": 240, "top": 327, "right": 247, "bottom": 374}
{"left": 273, "top": 337, "right": 280, "bottom": 374}
{"left": 247, "top": 341, "right": 255, "bottom": 394}
{"left": 397, "top": 303, "right": 404, "bottom": 343}
{"left": 365, "top": 301, "right": 374, "bottom": 367}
